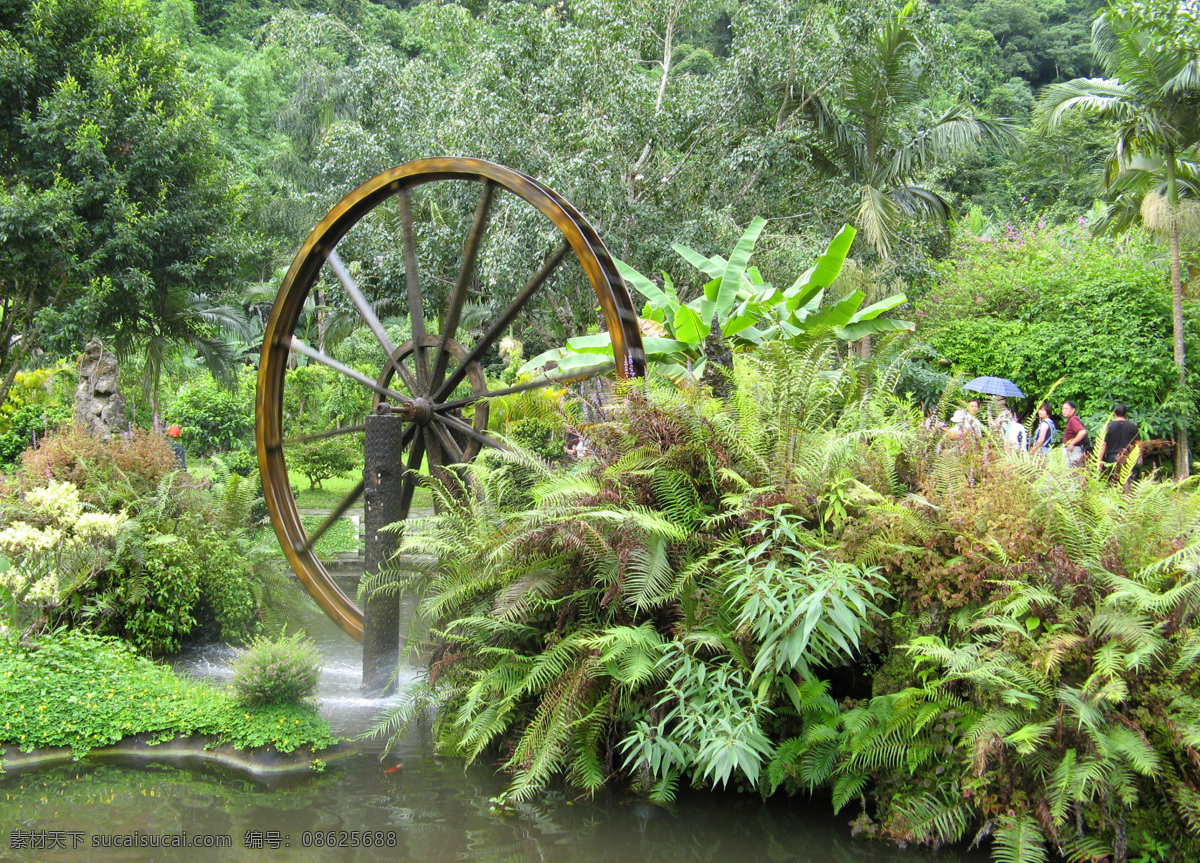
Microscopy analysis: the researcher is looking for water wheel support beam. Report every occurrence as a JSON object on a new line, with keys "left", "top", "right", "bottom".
{"left": 361, "top": 409, "right": 407, "bottom": 696}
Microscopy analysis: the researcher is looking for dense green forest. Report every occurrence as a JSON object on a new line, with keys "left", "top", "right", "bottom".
{"left": 1, "top": 0, "right": 1195, "bottom": 432}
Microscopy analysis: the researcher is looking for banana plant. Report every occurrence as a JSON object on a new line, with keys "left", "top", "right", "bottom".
{"left": 521, "top": 220, "right": 914, "bottom": 381}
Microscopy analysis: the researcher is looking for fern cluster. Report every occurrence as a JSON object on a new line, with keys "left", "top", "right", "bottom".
{"left": 364, "top": 344, "right": 1200, "bottom": 863}
{"left": 827, "top": 432, "right": 1200, "bottom": 860}
{"left": 365, "top": 348, "right": 911, "bottom": 802}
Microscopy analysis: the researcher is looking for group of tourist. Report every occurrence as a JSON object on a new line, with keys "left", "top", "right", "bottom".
{"left": 937, "top": 396, "right": 1143, "bottom": 485}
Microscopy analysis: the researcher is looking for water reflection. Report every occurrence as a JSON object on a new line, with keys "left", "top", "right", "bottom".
{"left": 0, "top": 579, "right": 986, "bottom": 862}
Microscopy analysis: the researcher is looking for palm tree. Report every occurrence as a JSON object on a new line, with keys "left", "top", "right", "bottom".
{"left": 131, "top": 288, "right": 251, "bottom": 426}
{"left": 803, "top": 2, "right": 1014, "bottom": 259}
{"left": 1036, "top": 11, "right": 1200, "bottom": 479}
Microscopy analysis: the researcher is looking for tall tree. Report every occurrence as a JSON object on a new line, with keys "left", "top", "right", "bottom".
{"left": 1036, "top": 9, "right": 1200, "bottom": 478}
{"left": 799, "top": 2, "right": 1014, "bottom": 259}
{"left": 0, "top": 0, "right": 250, "bottom": 410}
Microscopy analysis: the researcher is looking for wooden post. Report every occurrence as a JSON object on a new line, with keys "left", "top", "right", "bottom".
{"left": 361, "top": 406, "right": 405, "bottom": 696}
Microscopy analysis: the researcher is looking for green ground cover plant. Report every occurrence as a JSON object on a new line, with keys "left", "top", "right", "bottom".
{"left": 0, "top": 630, "right": 334, "bottom": 760}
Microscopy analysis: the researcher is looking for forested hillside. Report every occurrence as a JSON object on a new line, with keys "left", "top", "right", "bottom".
{"left": 3, "top": 0, "right": 1189, "bottom": 370}
{"left": 2, "top": 0, "right": 1196, "bottom": 460}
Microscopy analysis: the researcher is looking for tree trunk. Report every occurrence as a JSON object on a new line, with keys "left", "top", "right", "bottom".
{"left": 701, "top": 314, "right": 734, "bottom": 399}
{"left": 1172, "top": 222, "right": 1190, "bottom": 479}
{"left": 316, "top": 286, "right": 328, "bottom": 355}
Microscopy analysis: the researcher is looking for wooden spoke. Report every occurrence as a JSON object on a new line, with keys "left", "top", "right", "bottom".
{"left": 433, "top": 239, "right": 572, "bottom": 402}
{"left": 400, "top": 189, "right": 430, "bottom": 392}
{"left": 430, "top": 181, "right": 496, "bottom": 390}
{"left": 395, "top": 427, "right": 427, "bottom": 522}
{"left": 434, "top": 361, "right": 615, "bottom": 413}
{"left": 284, "top": 423, "right": 366, "bottom": 446}
{"left": 436, "top": 412, "right": 509, "bottom": 452}
{"left": 327, "top": 250, "right": 419, "bottom": 397}
{"left": 427, "top": 418, "right": 466, "bottom": 464}
{"left": 400, "top": 420, "right": 418, "bottom": 449}
{"left": 290, "top": 338, "right": 410, "bottom": 403}
{"left": 299, "top": 479, "right": 365, "bottom": 555}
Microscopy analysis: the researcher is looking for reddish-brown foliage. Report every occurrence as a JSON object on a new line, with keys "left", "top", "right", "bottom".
{"left": 19, "top": 423, "right": 182, "bottom": 504}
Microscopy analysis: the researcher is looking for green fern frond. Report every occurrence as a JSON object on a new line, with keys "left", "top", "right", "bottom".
{"left": 892, "top": 791, "right": 971, "bottom": 847}
{"left": 831, "top": 770, "right": 870, "bottom": 814}
{"left": 993, "top": 815, "right": 1047, "bottom": 863}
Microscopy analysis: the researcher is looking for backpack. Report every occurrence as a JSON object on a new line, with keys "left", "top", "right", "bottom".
{"left": 1040, "top": 418, "right": 1057, "bottom": 450}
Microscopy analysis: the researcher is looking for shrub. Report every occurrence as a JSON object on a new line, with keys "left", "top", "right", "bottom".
{"left": 120, "top": 533, "right": 203, "bottom": 654}
{"left": 0, "top": 480, "right": 129, "bottom": 639}
{"left": 3, "top": 455, "right": 271, "bottom": 652}
{"left": 220, "top": 448, "right": 259, "bottom": 477}
{"left": 508, "top": 416, "right": 562, "bottom": 461}
{"left": 170, "top": 374, "right": 253, "bottom": 455}
{"left": 0, "top": 403, "right": 71, "bottom": 466}
{"left": 19, "top": 424, "right": 180, "bottom": 507}
{"left": 231, "top": 630, "right": 322, "bottom": 705}
{"left": 211, "top": 450, "right": 269, "bottom": 524}
{"left": 191, "top": 532, "right": 260, "bottom": 644}
{"left": 292, "top": 435, "right": 360, "bottom": 489}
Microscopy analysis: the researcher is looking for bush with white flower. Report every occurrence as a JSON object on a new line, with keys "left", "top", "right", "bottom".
{"left": 0, "top": 481, "right": 128, "bottom": 637}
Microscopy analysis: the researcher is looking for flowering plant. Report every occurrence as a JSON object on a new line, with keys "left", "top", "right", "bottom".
{"left": 0, "top": 481, "right": 128, "bottom": 638}
{"left": 231, "top": 630, "right": 323, "bottom": 705}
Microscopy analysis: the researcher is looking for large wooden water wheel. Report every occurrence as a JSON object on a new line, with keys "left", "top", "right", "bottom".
{"left": 257, "top": 158, "right": 645, "bottom": 641}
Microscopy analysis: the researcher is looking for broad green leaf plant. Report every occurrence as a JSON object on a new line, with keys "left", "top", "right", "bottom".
{"left": 522, "top": 220, "right": 914, "bottom": 383}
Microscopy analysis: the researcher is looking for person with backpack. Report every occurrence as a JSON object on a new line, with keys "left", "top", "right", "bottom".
{"left": 1062, "top": 401, "right": 1090, "bottom": 466}
{"left": 1030, "top": 402, "right": 1056, "bottom": 457}
{"left": 1097, "top": 403, "right": 1141, "bottom": 489}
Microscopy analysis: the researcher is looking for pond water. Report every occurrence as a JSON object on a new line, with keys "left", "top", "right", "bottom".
{"left": 0, "top": 578, "right": 987, "bottom": 863}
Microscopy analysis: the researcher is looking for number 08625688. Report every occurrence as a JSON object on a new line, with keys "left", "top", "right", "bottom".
{"left": 301, "top": 831, "right": 397, "bottom": 848}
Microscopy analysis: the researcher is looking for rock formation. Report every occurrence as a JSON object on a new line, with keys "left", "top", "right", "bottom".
{"left": 74, "top": 339, "right": 126, "bottom": 439}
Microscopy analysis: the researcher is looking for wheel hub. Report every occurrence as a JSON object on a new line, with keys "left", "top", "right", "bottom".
{"left": 396, "top": 396, "right": 435, "bottom": 425}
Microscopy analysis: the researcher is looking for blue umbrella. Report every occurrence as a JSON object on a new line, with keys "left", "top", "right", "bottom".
{"left": 963, "top": 376, "right": 1025, "bottom": 398}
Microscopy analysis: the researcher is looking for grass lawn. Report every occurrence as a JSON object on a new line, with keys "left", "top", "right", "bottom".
{"left": 299, "top": 515, "right": 359, "bottom": 558}
{"left": 293, "top": 470, "right": 432, "bottom": 510}
{"left": 188, "top": 455, "right": 432, "bottom": 511}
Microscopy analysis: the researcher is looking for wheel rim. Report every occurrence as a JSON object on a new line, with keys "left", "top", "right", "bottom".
{"left": 257, "top": 157, "right": 644, "bottom": 641}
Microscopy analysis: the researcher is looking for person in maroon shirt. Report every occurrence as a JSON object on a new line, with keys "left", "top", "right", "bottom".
{"left": 1062, "top": 401, "right": 1089, "bottom": 466}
